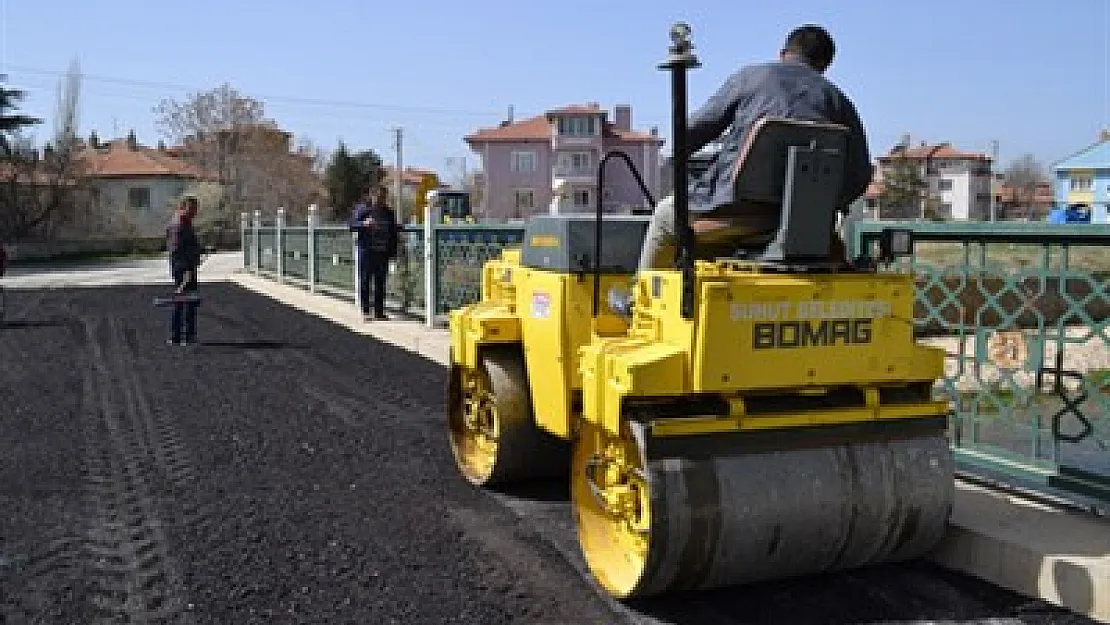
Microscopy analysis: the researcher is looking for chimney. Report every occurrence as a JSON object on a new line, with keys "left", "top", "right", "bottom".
{"left": 614, "top": 105, "right": 632, "bottom": 131}
{"left": 126, "top": 130, "right": 138, "bottom": 150}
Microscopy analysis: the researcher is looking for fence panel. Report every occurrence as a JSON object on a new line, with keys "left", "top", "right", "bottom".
{"left": 851, "top": 220, "right": 1110, "bottom": 512}
{"left": 433, "top": 225, "right": 525, "bottom": 314}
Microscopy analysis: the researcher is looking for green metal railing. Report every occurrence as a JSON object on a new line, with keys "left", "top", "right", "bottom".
{"left": 849, "top": 220, "right": 1110, "bottom": 512}
{"left": 242, "top": 210, "right": 1110, "bottom": 512}
{"left": 239, "top": 209, "right": 525, "bottom": 321}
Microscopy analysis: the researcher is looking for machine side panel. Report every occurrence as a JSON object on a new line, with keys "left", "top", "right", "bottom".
{"left": 518, "top": 270, "right": 574, "bottom": 439}
{"left": 691, "top": 273, "right": 943, "bottom": 392}
{"left": 520, "top": 214, "right": 650, "bottom": 274}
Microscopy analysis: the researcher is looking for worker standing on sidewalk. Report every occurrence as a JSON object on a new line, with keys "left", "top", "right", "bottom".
{"left": 349, "top": 186, "right": 399, "bottom": 321}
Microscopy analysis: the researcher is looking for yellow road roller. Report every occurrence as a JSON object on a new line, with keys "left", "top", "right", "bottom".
{"left": 447, "top": 23, "right": 954, "bottom": 600}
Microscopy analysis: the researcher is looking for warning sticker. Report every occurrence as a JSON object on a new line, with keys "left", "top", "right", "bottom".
{"left": 531, "top": 291, "right": 551, "bottom": 319}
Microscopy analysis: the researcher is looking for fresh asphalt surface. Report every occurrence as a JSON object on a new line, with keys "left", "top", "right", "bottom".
{"left": 0, "top": 280, "right": 1098, "bottom": 624}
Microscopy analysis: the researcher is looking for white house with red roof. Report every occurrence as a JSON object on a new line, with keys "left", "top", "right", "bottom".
{"left": 463, "top": 103, "right": 664, "bottom": 220}
{"left": 864, "top": 139, "right": 994, "bottom": 220}
{"left": 78, "top": 133, "right": 218, "bottom": 237}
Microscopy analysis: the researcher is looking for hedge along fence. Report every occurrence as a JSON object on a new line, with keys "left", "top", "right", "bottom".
{"left": 5, "top": 237, "right": 168, "bottom": 261}
{"left": 845, "top": 220, "right": 1110, "bottom": 334}
{"left": 910, "top": 273, "right": 1110, "bottom": 334}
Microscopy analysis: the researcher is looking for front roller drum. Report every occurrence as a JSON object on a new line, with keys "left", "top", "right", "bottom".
{"left": 447, "top": 347, "right": 567, "bottom": 486}
{"left": 571, "top": 418, "right": 955, "bottom": 599}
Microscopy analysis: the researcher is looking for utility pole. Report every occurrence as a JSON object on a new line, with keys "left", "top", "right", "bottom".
{"left": 392, "top": 127, "right": 410, "bottom": 309}
{"left": 989, "top": 139, "right": 999, "bottom": 222}
{"left": 393, "top": 128, "right": 404, "bottom": 221}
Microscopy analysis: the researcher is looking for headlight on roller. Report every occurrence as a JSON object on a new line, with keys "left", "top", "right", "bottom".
{"left": 607, "top": 284, "right": 632, "bottom": 317}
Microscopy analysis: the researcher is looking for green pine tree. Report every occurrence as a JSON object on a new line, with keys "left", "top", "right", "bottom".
{"left": 0, "top": 76, "right": 43, "bottom": 156}
{"left": 877, "top": 159, "right": 928, "bottom": 219}
{"left": 324, "top": 142, "right": 386, "bottom": 220}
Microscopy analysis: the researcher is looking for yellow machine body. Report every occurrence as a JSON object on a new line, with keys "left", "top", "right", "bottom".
{"left": 452, "top": 251, "right": 947, "bottom": 442}
{"left": 447, "top": 242, "right": 954, "bottom": 599}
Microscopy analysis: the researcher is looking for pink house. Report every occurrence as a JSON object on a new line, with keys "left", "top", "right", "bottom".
{"left": 463, "top": 103, "right": 664, "bottom": 220}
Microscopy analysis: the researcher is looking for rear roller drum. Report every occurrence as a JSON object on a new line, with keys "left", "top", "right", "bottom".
{"left": 571, "top": 418, "right": 955, "bottom": 599}
{"left": 447, "top": 347, "right": 567, "bottom": 486}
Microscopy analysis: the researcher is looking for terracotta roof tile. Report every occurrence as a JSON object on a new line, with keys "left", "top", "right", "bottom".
{"left": 879, "top": 143, "right": 990, "bottom": 162}
{"left": 465, "top": 104, "right": 662, "bottom": 144}
{"left": 465, "top": 115, "right": 553, "bottom": 143}
{"left": 80, "top": 140, "right": 217, "bottom": 179}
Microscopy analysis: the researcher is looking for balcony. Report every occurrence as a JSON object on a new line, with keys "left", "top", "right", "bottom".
{"left": 552, "top": 166, "right": 596, "bottom": 184}
{"left": 552, "top": 134, "right": 601, "bottom": 151}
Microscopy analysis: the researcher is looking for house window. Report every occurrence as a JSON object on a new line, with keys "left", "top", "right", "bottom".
{"left": 937, "top": 179, "right": 953, "bottom": 191}
{"left": 511, "top": 151, "right": 536, "bottom": 173}
{"left": 557, "top": 116, "right": 599, "bottom": 136}
{"left": 129, "top": 187, "right": 151, "bottom": 209}
{"left": 558, "top": 151, "right": 591, "bottom": 173}
{"left": 573, "top": 189, "right": 591, "bottom": 208}
{"left": 1070, "top": 175, "right": 1093, "bottom": 191}
{"left": 514, "top": 189, "right": 534, "bottom": 211}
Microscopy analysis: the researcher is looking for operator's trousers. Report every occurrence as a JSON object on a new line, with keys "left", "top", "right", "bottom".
{"left": 637, "top": 194, "right": 847, "bottom": 271}
{"left": 357, "top": 248, "right": 390, "bottom": 317}
{"left": 169, "top": 266, "right": 199, "bottom": 343}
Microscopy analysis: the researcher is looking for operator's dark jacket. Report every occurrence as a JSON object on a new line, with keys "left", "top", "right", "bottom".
{"left": 684, "top": 58, "right": 873, "bottom": 212}
{"left": 348, "top": 202, "right": 400, "bottom": 258}
{"left": 166, "top": 216, "right": 202, "bottom": 273}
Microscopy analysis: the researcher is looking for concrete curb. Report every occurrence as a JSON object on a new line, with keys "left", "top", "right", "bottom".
{"left": 928, "top": 481, "right": 1109, "bottom": 622}
{"left": 226, "top": 270, "right": 1110, "bottom": 624}
{"left": 227, "top": 272, "right": 449, "bottom": 366}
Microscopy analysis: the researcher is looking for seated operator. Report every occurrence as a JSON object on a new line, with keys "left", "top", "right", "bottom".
{"left": 637, "top": 24, "right": 874, "bottom": 271}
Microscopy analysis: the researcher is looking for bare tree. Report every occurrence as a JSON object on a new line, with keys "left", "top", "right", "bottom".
{"left": 153, "top": 84, "right": 324, "bottom": 220}
{"left": 1003, "top": 153, "right": 1050, "bottom": 220}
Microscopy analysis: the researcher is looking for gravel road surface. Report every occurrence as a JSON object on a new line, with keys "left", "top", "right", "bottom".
{"left": 0, "top": 283, "right": 1096, "bottom": 624}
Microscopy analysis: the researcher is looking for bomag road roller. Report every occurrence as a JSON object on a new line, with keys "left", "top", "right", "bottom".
{"left": 446, "top": 23, "right": 954, "bottom": 600}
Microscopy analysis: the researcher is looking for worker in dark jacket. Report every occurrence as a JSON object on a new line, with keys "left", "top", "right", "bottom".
{"left": 638, "top": 24, "right": 873, "bottom": 270}
{"left": 166, "top": 195, "right": 202, "bottom": 345}
{"left": 349, "top": 186, "right": 399, "bottom": 321}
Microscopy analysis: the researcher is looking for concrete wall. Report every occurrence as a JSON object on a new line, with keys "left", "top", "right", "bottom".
{"left": 92, "top": 176, "right": 191, "bottom": 238}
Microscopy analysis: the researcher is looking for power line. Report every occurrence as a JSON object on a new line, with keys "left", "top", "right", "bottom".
{"left": 9, "top": 75, "right": 486, "bottom": 133}
{"left": 4, "top": 63, "right": 502, "bottom": 118}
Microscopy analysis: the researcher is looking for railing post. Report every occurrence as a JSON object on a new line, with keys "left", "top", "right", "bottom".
{"left": 275, "top": 206, "right": 285, "bottom": 283}
{"left": 307, "top": 204, "right": 318, "bottom": 294}
{"left": 352, "top": 228, "right": 360, "bottom": 313}
{"left": 240, "top": 212, "right": 249, "bottom": 269}
{"left": 424, "top": 204, "right": 440, "bottom": 327}
{"left": 252, "top": 210, "right": 262, "bottom": 273}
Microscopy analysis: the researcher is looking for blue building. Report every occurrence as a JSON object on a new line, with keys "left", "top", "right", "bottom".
{"left": 1052, "top": 130, "right": 1110, "bottom": 223}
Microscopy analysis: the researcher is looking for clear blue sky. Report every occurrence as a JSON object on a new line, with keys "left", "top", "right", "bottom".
{"left": 3, "top": 0, "right": 1109, "bottom": 181}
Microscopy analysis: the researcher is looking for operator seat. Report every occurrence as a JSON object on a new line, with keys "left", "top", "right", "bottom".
{"left": 687, "top": 116, "right": 851, "bottom": 265}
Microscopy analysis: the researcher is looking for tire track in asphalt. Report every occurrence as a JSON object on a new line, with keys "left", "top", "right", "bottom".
{"left": 198, "top": 299, "right": 642, "bottom": 624}
{"left": 79, "top": 315, "right": 195, "bottom": 624}
{"left": 198, "top": 286, "right": 1102, "bottom": 625}
{"left": 0, "top": 310, "right": 89, "bottom": 621}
